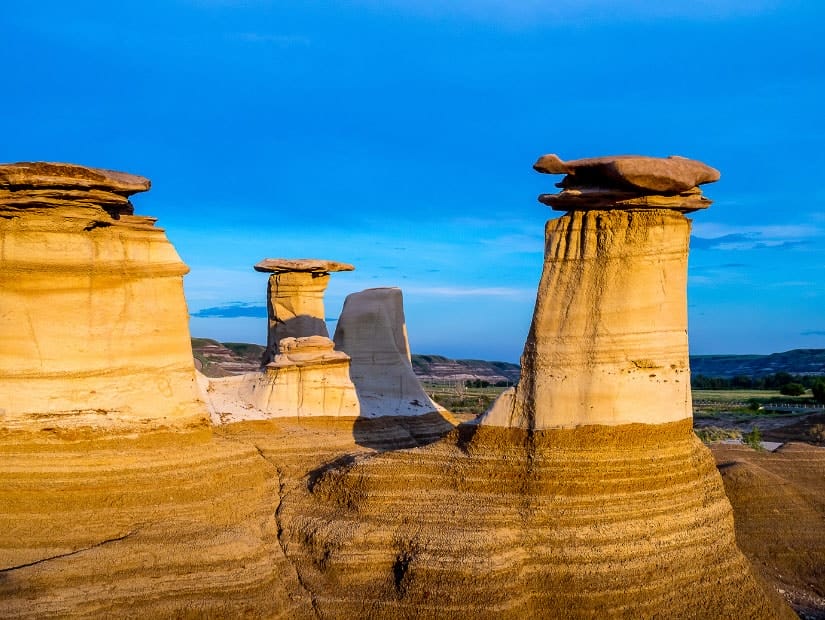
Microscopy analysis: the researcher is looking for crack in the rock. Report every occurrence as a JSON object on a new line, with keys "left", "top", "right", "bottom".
{"left": 252, "top": 444, "right": 322, "bottom": 620}
{"left": 0, "top": 530, "right": 135, "bottom": 573}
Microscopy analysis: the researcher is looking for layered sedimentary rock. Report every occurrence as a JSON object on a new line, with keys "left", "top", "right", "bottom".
{"left": 534, "top": 153, "right": 719, "bottom": 212}
{"left": 255, "top": 258, "right": 354, "bottom": 366}
{"left": 333, "top": 287, "right": 442, "bottom": 417}
{"left": 0, "top": 162, "right": 206, "bottom": 431}
{"left": 275, "top": 154, "right": 793, "bottom": 618}
{"left": 481, "top": 154, "right": 717, "bottom": 429}
{"left": 242, "top": 336, "right": 359, "bottom": 418}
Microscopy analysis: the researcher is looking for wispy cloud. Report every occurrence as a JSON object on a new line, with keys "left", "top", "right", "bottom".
{"left": 191, "top": 302, "right": 267, "bottom": 318}
{"left": 691, "top": 223, "right": 822, "bottom": 251}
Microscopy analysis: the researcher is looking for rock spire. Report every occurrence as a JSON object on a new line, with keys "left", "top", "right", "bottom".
{"left": 482, "top": 153, "right": 716, "bottom": 429}
{"left": 255, "top": 258, "right": 354, "bottom": 366}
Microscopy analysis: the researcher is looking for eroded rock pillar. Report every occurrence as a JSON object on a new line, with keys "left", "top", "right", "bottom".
{"left": 254, "top": 259, "right": 354, "bottom": 365}
{"left": 0, "top": 162, "right": 207, "bottom": 431}
{"left": 482, "top": 153, "right": 720, "bottom": 429}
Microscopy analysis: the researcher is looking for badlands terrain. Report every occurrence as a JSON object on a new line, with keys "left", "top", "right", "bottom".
{"left": 0, "top": 156, "right": 823, "bottom": 618}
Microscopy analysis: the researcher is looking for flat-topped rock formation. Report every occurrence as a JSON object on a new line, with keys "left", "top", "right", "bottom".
{"left": 535, "top": 153, "right": 719, "bottom": 212}
{"left": 333, "top": 287, "right": 442, "bottom": 417}
{"left": 0, "top": 162, "right": 206, "bottom": 432}
{"left": 255, "top": 258, "right": 353, "bottom": 366}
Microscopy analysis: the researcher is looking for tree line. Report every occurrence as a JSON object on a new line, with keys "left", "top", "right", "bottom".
{"left": 692, "top": 372, "right": 825, "bottom": 402}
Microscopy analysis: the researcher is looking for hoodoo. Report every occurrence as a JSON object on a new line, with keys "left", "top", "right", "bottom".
{"left": 482, "top": 154, "right": 718, "bottom": 428}
{"left": 279, "top": 154, "right": 795, "bottom": 619}
{"left": 254, "top": 258, "right": 354, "bottom": 366}
{"left": 0, "top": 162, "right": 206, "bottom": 431}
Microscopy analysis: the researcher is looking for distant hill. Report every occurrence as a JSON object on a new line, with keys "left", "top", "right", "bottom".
{"left": 410, "top": 354, "right": 520, "bottom": 384}
{"left": 690, "top": 349, "right": 825, "bottom": 378}
{"left": 191, "top": 338, "right": 265, "bottom": 377}
{"left": 191, "top": 339, "right": 825, "bottom": 382}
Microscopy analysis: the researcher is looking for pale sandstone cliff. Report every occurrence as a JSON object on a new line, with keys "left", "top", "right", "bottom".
{"left": 0, "top": 162, "right": 206, "bottom": 431}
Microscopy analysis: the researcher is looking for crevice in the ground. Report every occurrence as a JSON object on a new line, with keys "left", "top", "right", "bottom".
{"left": 251, "top": 443, "right": 322, "bottom": 620}
{"left": 0, "top": 531, "right": 135, "bottom": 573}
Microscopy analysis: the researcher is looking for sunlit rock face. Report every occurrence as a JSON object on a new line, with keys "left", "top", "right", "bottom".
{"left": 333, "top": 287, "right": 442, "bottom": 417}
{"left": 483, "top": 209, "right": 692, "bottom": 428}
{"left": 243, "top": 336, "right": 360, "bottom": 418}
{"left": 482, "top": 153, "right": 718, "bottom": 429}
{"left": 0, "top": 162, "right": 206, "bottom": 431}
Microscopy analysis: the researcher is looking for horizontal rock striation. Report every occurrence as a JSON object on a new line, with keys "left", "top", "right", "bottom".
{"left": 280, "top": 421, "right": 793, "bottom": 619}
{"left": 243, "top": 336, "right": 360, "bottom": 418}
{"left": 0, "top": 162, "right": 206, "bottom": 431}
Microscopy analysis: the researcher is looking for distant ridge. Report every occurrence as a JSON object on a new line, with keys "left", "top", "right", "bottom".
{"left": 690, "top": 349, "right": 825, "bottom": 378}
{"left": 190, "top": 339, "right": 825, "bottom": 381}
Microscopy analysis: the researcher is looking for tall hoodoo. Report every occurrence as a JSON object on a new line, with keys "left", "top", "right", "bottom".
{"left": 483, "top": 154, "right": 719, "bottom": 428}
{"left": 0, "top": 162, "right": 206, "bottom": 431}
{"left": 254, "top": 258, "right": 354, "bottom": 366}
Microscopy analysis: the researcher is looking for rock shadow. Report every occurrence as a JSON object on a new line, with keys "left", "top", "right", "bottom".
{"left": 352, "top": 411, "right": 456, "bottom": 451}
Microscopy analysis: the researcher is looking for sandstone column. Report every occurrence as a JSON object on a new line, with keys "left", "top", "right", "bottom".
{"left": 0, "top": 162, "right": 207, "bottom": 431}
{"left": 482, "top": 154, "right": 719, "bottom": 428}
{"left": 254, "top": 258, "right": 354, "bottom": 365}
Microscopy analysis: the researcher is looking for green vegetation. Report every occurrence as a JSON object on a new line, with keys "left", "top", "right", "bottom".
{"left": 742, "top": 426, "right": 763, "bottom": 450}
{"left": 779, "top": 382, "right": 806, "bottom": 396}
{"left": 694, "top": 426, "right": 741, "bottom": 443}
{"left": 222, "top": 342, "right": 266, "bottom": 360}
{"left": 422, "top": 382, "right": 508, "bottom": 416}
{"left": 813, "top": 380, "right": 825, "bottom": 405}
{"left": 692, "top": 371, "right": 824, "bottom": 391}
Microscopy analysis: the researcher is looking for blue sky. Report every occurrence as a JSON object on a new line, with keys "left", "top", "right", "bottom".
{"left": 2, "top": 0, "right": 824, "bottom": 362}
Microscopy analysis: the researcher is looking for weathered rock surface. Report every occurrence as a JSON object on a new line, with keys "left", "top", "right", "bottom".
{"left": 533, "top": 153, "right": 720, "bottom": 192}
{"left": 243, "top": 336, "right": 360, "bottom": 419}
{"left": 535, "top": 153, "right": 718, "bottom": 212}
{"left": 482, "top": 209, "right": 692, "bottom": 428}
{"left": 254, "top": 258, "right": 355, "bottom": 274}
{"left": 256, "top": 258, "right": 354, "bottom": 366}
{"left": 334, "top": 287, "right": 442, "bottom": 417}
{"left": 0, "top": 162, "right": 206, "bottom": 432}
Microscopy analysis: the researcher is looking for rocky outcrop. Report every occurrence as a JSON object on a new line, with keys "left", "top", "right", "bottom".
{"left": 334, "top": 288, "right": 442, "bottom": 417}
{"left": 255, "top": 258, "right": 354, "bottom": 366}
{"left": 535, "top": 153, "right": 719, "bottom": 212}
{"left": 0, "top": 162, "right": 206, "bottom": 432}
{"left": 276, "top": 154, "right": 793, "bottom": 618}
{"left": 242, "top": 336, "right": 359, "bottom": 418}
